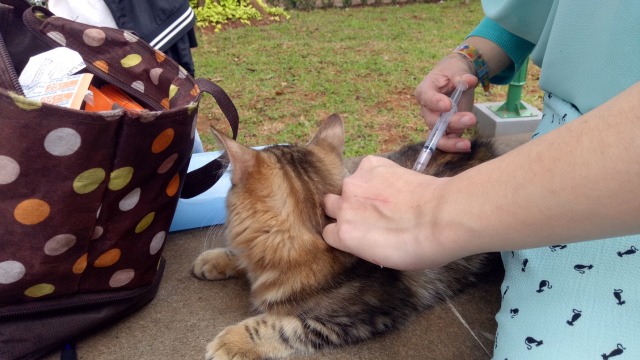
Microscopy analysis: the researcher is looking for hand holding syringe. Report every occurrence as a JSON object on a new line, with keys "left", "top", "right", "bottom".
{"left": 412, "top": 81, "right": 469, "bottom": 172}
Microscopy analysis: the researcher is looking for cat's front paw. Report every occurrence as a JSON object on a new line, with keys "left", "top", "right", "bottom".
{"left": 193, "top": 248, "right": 239, "bottom": 280}
{"left": 205, "top": 325, "right": 261, "bottom": 360}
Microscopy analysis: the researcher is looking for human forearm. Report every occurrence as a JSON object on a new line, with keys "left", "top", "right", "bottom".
{"left": 466, "top": 17, "right": 535, "bottom": 84}
{"left": 435, "top": 81, "right": 640, "bottom": 258}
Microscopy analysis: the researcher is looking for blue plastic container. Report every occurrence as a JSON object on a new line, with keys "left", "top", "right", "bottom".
{"left": 169, "top": 150, "right": 231, "bottom": 232}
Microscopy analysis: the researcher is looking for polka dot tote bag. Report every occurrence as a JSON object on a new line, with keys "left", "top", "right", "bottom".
{"left": 0, "top": 3, "right": 238, "bottom": 358}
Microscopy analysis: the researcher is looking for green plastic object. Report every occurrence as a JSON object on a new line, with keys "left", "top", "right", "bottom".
{"left": 488, "top": 58, "right": 537, "bottom": 118}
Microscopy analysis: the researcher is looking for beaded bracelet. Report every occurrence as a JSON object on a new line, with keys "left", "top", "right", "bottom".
{"left": 452, "top": 44, "right": 490, "bottom": 92}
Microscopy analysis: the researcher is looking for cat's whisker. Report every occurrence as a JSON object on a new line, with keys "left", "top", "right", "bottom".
{"left": 203, "top": 226, "right": 215, "bottom": 251}
{"left": 203, "top": 224, "right": 225, "bottom": 251}
{"left": 446, "top": 299, "right": 491, "bottom": 357}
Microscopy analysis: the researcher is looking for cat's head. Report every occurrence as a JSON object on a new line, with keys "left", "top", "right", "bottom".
{"left": 212, "top": 114, "right": 349, "bottom": 273}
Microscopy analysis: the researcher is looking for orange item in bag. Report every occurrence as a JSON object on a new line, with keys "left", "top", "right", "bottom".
{"left": 101, "top": 84, "right": 145, "bottom": 111}
{"left": 84, "top": 85, "right": 115, "bottom": 112}
{"left": 84, "top": 84, "right": 144, "bottom": 112}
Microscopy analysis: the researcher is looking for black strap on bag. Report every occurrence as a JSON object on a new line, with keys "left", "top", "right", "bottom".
{"left": 0, "top": 28, "right": 18, "bottom": 91}
{"left": 179, "top": 78, "right": 240, "bottom": 199}
{"left": 0, "top": 0, "right": 35, "bottom": 93}
{"left": 0, "top": 0, "right": 28, "bottom": 11}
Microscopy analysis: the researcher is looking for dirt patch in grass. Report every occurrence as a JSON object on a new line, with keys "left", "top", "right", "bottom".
{"left": 369, "top": 90, "right": 422, "bottom": 152}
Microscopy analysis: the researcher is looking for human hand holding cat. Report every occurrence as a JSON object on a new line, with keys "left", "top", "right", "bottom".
{"left": 323, "top": 155, "right": 457, "bottom": 270}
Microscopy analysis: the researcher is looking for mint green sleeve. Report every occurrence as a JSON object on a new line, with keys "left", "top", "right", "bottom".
{"left": 467, "top": 17, "right": 535, "bottom": 85}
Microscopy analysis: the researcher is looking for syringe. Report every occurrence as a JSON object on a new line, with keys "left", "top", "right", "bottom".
{"left": 412, "top": 81, "right": 469, "bottom": 172}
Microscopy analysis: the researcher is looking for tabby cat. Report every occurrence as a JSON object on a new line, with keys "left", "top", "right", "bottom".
{"left": 193, "top": 114, "right": 499, "bottom": 360}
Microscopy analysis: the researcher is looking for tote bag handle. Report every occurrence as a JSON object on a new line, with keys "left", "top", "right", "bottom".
{"left": 180, "top": 78, "right": 240, "bottom": 199}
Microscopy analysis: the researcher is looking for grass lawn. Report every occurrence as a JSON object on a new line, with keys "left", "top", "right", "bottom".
{"left": 192, "top": 1, "right": 542, "bottom": 157}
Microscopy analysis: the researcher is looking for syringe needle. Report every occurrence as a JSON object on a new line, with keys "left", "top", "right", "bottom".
{"left": 412, "top": 81, "right": 468, "bottom": 172}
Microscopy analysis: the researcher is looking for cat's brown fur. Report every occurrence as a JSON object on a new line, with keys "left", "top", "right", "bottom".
{"left": 193, "top": 114, "right": 500, "bottom": 360}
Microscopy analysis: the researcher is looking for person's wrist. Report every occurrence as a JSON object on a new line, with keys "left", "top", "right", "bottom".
{"left": 452, "top": 43, "right": 491, "bottom": 92}
{"left": 426, "top": 176, "right": 476, "bottom": 266}
{"left": 445, "top": 52, "right": 476, "bottom": 76}
{"left": 415, "top": 176, "right": 464, "bottom": 267}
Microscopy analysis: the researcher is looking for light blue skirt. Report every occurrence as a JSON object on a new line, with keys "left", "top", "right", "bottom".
{"left": 492, "top": 93, "right": 640, "bottom": 360}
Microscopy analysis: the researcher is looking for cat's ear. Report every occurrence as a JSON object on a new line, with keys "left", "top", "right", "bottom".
{"left": 210, "top": 127, "right": 257, "bottom": 185}
{"left": 307, "top": 114, "right": 345, "bottom": 156}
